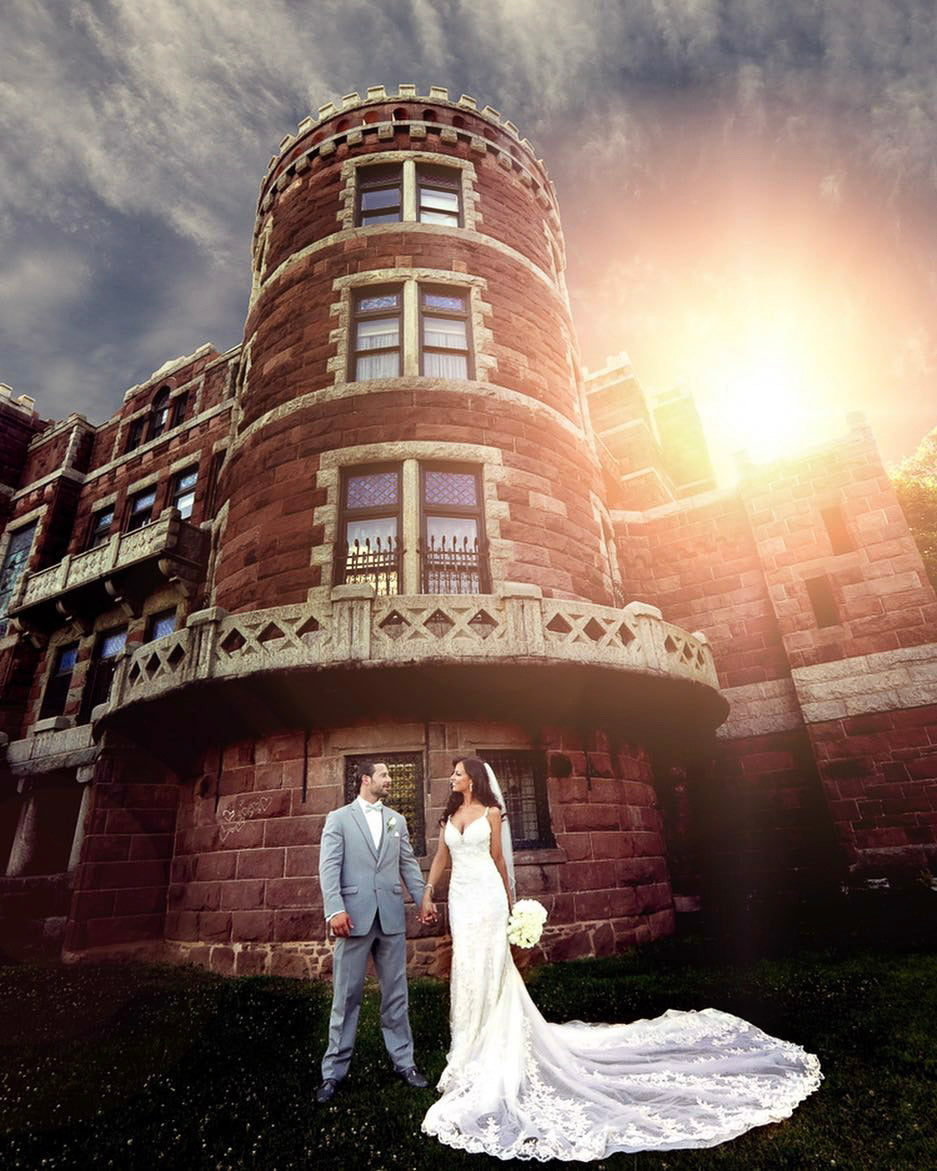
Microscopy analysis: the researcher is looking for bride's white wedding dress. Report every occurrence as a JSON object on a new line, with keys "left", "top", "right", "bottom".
{"left": 421, "top": 813, "right": 822, "bottom": 1161}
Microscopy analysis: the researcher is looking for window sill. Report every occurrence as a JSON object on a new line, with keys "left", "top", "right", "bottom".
{"left": 33, "top": 716, "right": 73, "bottom": 734}
{"left": 514, "top": 847, "right": 565, "bottom": 866}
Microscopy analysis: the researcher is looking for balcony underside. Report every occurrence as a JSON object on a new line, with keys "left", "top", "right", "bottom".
{"left": 98, "top": 657, "right": 728, "bottom": 776}
{"left": 9, "top": 512, "right": 208, "bottom": 635}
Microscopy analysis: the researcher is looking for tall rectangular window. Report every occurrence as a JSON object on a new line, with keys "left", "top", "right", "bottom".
{"left": 351, "top": 288, "right": 402, "bottom": 380}
{"left": 805, "top": 576, "right": 840, "bottom": 628}
{"left": 421, "top": 465, "right": 487, "bottom": 593}
{"left": 821, "top": 505, "right": 854, "bottom": 555}
{"left": 417, "top": 165, "right": 461, "bottom": 226}
{"left": 170, "top": 392, "right": 188, "bottom": 429}
{"left": 125, "top": 486, "right": 157, "bottom": 532}
{"left": 78, "top": 627, "right": 127, "bottom": 724}
{"left": 171, "top": 466, "right": 198, "bottom": 520}
{"left": 125, "top": 417, "right": 146, "bottom": 453}
{"left": 420, "top": 287, "right": 471, "bottom": 379}
{"left": 339, "top": 465, "right": 401, "bottom": 595}
{"left": 39, "top": 642, "right": 79, "bottom": 720}
{"left": 85, "top": 506, "right": 114, "bottom": 550}
{"left": 344, "top": 753, "right": 426, "bottom": 855}
{"left": 477, "top": 750, "right": 554, "bottom": 850}
{"left": 0, "top": 522, "right": 37, "bottom": 634}
{"left": 148, "top": 388, "right": 171, "bottom": 440}
{"left": 356, "top": 164, "right": 403, "bottom": 226}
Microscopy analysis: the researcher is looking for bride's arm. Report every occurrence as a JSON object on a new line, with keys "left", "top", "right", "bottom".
{"left": 487, "top": 808, "right": 513, "bottom": 911}
{"left": 421, "top": 827, "right": 450, "bottom": 922}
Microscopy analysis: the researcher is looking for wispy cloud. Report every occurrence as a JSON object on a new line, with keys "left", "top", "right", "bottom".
{"left": 0, "top": 0, "right": 935, "bottom": 463}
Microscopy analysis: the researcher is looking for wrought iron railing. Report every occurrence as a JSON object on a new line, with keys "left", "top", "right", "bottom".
{"left": 420, "top": 536, "right": 487, "bottom": 594}
{"left": 343, "top": 536, "right": 400, "bottom": 595}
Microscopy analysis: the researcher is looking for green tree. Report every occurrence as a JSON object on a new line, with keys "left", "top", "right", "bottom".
{"left": 891, "top": 427, "right": 937, "bottom": 588}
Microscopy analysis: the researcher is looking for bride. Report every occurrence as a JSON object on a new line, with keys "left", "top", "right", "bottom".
{"left": 419, "top": 756, "right": 821, "bottom": 1160}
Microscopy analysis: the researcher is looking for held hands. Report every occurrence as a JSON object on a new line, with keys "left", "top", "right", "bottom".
{"left": 329, "top": 911, "right": 353, "bottom": 937}
{"left": 420, "top": 890, "right": 438, "bottom": 925}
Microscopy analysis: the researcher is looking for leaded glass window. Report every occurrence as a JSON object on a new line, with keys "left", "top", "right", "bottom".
{"left": 344, "top": 752, "right": 426, "bottom": 855}
{"left": 420, "top": 465, "right": 487, "bottom": 594}
{"left": 340, "top": 465, "right": 401, "bottom": 595}
{"left": 477, "top": 749, "right": 553, "bottom": 850}
{"left": 0, "top": 522, "right": 36, "bottom": 634}
{"left": 352, "top": 287, "right": 402, "bottom": 380}
{"left": 420, "top": 287, "right": 471, "bottom": 379}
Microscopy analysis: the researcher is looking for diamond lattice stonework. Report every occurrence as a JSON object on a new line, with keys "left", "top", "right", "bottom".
{"left": 424, "top": 609, "right": 455, "bottom": 638}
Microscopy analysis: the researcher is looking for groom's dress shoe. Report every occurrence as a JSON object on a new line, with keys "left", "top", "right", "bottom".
{"left": 315, "top": 1079, "right": 340, "bottom": 1104}
{"left": 395, "top": 1066, "right": 429, "bottom": 1089}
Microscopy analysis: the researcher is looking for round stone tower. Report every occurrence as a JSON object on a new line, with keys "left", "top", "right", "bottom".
{"left": 96, "top": 87, "right": 727, "bottom": 978}
{"left": 213, "top": 83, "right": 612, "bottom": 612}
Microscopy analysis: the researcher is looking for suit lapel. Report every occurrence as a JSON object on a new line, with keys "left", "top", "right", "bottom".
{"left": 349, "top": 800, "right": 379, "bottom": 860}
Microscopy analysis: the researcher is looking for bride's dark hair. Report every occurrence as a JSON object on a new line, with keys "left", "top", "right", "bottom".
{"left": 440, "top": 756, "right": 505, "bottom": 826}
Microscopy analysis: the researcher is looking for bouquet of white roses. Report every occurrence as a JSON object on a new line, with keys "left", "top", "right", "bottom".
{"left": 506, "top": 898, "right": 548, "bottom": 948}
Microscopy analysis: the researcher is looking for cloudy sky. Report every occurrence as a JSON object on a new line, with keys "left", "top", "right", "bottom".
{"left": 2, "top": 0, "right": 936, "bottom": 482}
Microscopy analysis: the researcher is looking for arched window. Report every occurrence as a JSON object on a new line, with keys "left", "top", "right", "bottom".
{"left": 148, "top": 386, "right": 171, "bottom": 440}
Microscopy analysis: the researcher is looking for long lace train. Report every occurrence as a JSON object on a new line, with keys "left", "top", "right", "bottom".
{"left": 421, "top": 814, "right": 821, "bottom": 1161}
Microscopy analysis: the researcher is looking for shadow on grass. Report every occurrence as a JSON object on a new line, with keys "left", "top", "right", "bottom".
{"left": 1, "top": 893, "right": 936, "bottom": 1169}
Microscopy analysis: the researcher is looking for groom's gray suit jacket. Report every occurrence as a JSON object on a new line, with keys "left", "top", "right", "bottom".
{"left": 319, "top": 800, "right": 425, "bottom": 935}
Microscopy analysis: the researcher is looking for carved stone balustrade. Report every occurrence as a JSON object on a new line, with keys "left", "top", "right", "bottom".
{"left": 8, "top": 510, "right": 210, "bottom": 633}
{"left": 98, "top": 584, "right": 727, "bottom": 772}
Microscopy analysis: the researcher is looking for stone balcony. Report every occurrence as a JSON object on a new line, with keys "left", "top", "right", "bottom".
{"left": 8, "top": 510, "right": 210, "bottom": 632}
{"left": 97, "top": 585, "right": 728, "bottom": 771}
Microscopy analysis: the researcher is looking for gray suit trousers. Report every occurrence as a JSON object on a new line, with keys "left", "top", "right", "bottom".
{"left": 321, "top": 911, "right": 414, "bottom": 1081}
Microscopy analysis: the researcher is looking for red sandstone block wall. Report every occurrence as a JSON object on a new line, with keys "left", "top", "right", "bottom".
{"left": 614, "top": 494, "right": 789, "bottom": 688}
{"left": 740, "top": 424, "right": 937, "bottom": 668}
{"left": 809, "top": 704, "right": 937, "bottom": 873}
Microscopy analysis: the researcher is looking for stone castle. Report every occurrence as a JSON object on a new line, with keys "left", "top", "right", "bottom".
{"left": 1, "top": 86, "right": 935, "bottom": 977}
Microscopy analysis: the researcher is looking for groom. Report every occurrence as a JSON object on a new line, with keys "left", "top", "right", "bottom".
{"left": 316, "top": 760, "right": 432, "bottom": 1104}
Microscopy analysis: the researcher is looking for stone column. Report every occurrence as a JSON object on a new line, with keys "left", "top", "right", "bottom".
{"left": 5, "top": 784, "right": 37, "bottom": 876}
{"left": 66, "top": 773, "right": 94, "bottom": 872}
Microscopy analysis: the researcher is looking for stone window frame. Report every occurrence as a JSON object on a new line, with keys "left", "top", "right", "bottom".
{"left": 329, "top": 269, "right": 495, "bottom": 386}
{"left": 0, "top": 505, "right": 45, "bottom": 640}
{"left": 313, "top": 441, "right": 508, "bottom": 597}
{"left": 338, "top": 151, "right": 481, "bottom": 235}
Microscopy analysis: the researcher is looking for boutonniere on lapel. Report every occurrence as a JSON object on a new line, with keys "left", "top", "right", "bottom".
{"left": 386, "top": 816, "right": 399, "bottom": 837}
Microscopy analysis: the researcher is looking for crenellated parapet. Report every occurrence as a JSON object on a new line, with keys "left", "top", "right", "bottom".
{"left": 254, "top": 84, "right": 559, "bottom": 241}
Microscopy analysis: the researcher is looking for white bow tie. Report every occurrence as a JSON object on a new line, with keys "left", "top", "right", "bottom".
{"left": 361, "top": 800, "right": 383, "bottom": 812}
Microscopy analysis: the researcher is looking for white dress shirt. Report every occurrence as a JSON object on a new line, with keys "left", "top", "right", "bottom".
{"left": 358, "top": 796, "right": 384, "bottom": 849}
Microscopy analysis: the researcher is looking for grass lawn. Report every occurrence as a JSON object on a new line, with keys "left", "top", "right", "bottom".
{"left": 1, "top": 902, "right": 936, "bottom": 1170}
